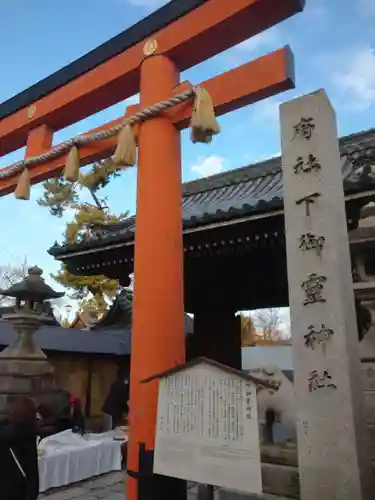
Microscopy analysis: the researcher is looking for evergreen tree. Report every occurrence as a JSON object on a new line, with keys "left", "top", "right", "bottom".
{"left": 38, "top": 159, "right": 129, "bottom": 314}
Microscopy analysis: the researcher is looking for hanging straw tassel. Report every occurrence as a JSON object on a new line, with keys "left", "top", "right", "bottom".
{"left": 113, "top": 124, "right": 137, "bottom": 166}
{"left": 190, "top": 86, "right": 221, "bottom": 144}
{"left": 64, "top": 146, "right": 80, "bottom": 182}
{"left": 15, "top": 168, "right": 30, "bottom": 200}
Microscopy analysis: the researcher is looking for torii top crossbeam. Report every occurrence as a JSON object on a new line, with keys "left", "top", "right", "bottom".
{"left": 0, "top": 2, "right": 305, "bottom": 500}
{"left": 0, "top": 0, "right": 303, "bottom": 195}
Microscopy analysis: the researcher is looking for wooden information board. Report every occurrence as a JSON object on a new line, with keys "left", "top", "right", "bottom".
{"left": 153, "top": 361, "right": 262, "bottom": 494}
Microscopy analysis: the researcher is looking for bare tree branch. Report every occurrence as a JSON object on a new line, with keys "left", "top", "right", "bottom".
{"left": 0, "top": 258, "right": 29, "bottom": 306}
{"left": 251, "top": 308, "right": 285, "bottom": 341}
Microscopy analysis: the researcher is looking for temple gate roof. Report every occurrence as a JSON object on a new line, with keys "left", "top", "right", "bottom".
{"left": 0, "top": 290, "right": 193, "bottom": 355}
{"left": 49, "top": 127, "right": 375, "bottom": 259}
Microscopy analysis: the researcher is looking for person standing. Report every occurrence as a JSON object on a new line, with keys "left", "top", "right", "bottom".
{"left": 102, "top": 371, "right": 129, "bottom": 431}
{"left": 0, "top": 397, "right": 40, "bottom": 500}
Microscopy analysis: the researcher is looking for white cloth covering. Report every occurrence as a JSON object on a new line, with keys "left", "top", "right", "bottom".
{"left": 38, "top": 429, "right": 126, "bottom": 492}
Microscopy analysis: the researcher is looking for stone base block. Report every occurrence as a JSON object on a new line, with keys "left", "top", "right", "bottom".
{"left": 219, "top": 492, "right": 292, "bottom": 500}
{"left": 262, "top": 463, "right": 299, "bottom": 499}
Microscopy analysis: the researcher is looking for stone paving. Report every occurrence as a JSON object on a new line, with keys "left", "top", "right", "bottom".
{"left": 38, "top": 472, "right": 284, "bottom": 500}
{"left": 39, "top": 472, "right": 199, "bottom": 500}
{"left": 40, "top": 472, "right": 126, "bottom": 500}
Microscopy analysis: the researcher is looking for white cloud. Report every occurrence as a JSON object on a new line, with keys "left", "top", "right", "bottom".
{"left": 190, "top": 155, "right": 226, "bottom": 177}
{"left": 331, "top": 47, "right": 375, "bottom": 111}
{"left": 235, "top": 29, "right": 280, "bottom": 53}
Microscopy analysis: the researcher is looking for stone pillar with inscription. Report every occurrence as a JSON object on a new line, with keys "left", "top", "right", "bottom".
{"left": 280, "top": 90, "right": 371, "bottom": 500}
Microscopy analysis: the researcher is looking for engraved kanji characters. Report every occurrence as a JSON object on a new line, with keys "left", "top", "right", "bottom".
{"left": 304, "top": 324, "right": 334, "bottom": 349}
{"left": 299, "top": 232, "right": 325, "bottom": 255}
{"left": 301, "top": 273, "right": 327, "bottom": 305}
{"left": 245, "top": 383, "right": 253, "bottom": 420}
{"left": 291, "top": 115, "right": 338, "bottom": 391}
{"left": 295, "top": 192, "right": 321, "bottom": 216}
{"left": 294, "top": 154, "right": 321, "bottom": 174}
{"left": 308, "top": 369, "right": 337, "bottom": 392}
{"left": 293, "top": 117, "right": 315, "bottom": 140}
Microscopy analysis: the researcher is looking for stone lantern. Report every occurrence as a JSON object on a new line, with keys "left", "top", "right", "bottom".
{"left": 0, "top": 266, "right": 65, "bottom": 418}
{"left": 349, "top": 202, "right": 375, "bottom": 462}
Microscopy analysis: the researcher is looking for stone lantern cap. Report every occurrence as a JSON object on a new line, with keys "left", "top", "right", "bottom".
{"left": 0, "top": 266, "right": 64, "bottom": 303}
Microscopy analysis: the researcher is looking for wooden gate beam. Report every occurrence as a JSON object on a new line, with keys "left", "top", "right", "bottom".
{"left": 0, "top": 47, "right": 293, "bottom": 196}
{"left": 0, "top": 0, "right": 304, "bottom": 157}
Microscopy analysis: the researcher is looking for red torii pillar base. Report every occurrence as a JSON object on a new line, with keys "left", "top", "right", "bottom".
{"left": 126, "top": 54, "right": 186, "bottom": 500}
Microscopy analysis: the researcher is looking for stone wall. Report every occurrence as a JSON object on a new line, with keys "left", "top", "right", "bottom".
{"left": 51, "top": 353, "right": 126, "bottom": 430}
{"left": 361, "top": 362, "right": 375, "bottom": 464}
{"left": 218, "top": 444, "right": 299, "bottom": 500}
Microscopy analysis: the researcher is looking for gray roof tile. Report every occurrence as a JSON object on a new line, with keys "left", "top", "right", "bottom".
{"left": 49, "top": 128, "right": 375, "bottom": 257}
{"left": 0, "top": 320, "right": 131, "bottom": 356}
{"left": 92, "top": 289, "right": 193, "bottom": 335}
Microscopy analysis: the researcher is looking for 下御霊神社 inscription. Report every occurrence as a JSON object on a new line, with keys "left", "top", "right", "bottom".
{"left": 304, "top": 324, "right": 334, "bottom": 349}
{"left": 281, "top": 90, "right": 371, "bottom": 500}
{"left": 301, "top": 273, "right": 327, "bottom": 306}
{"left": 299, "top": 232, "right": 325, "bottom": 255}
{"left": 308, "top": 369, "right": 337, "bottom": 392}
{"left": 295, "top": 192, "right": 321, "bottom": 217}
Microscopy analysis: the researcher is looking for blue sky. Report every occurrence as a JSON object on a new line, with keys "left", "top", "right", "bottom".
{"left": 0, "top": 0, "right": 374, "bottom": 314}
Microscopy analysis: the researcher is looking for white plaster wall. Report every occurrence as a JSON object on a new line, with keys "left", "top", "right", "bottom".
{"left": 242, "top": 346, "right": 294, "bottom": 371}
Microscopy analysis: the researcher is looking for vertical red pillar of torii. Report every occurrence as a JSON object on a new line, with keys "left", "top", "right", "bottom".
{"left": 0, "top": 2, "right": 306, "bottom": 499}
{"left": 127, "top": 53, "right": 185, "bottom": 500}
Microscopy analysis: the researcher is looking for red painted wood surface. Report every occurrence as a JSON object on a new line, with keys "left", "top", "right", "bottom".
{"left": 0, "top": 0, "right": 303, "bottom": 157}
{"left": 0, "top": 47, "right": 293, "bottom": 196}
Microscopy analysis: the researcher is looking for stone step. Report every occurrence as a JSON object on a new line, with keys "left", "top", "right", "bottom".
{"left": 262, "top": 463, "right": 299, "bottom": 499}
{"left": 261, "top": 444, "right": 298, "bottom": 467}
{"left": 188, "top": 446, "right": 300, "bottom": 500}
{"left": 219, "top": 492, "right": 293, "bottom": 500}
{"left": 189, "top": 461, "right": 299, "bottom": 500}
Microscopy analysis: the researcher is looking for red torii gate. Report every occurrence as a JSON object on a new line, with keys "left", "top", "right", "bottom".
{"left": 0, "top": 1, "right": 305, "bottom": 499}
